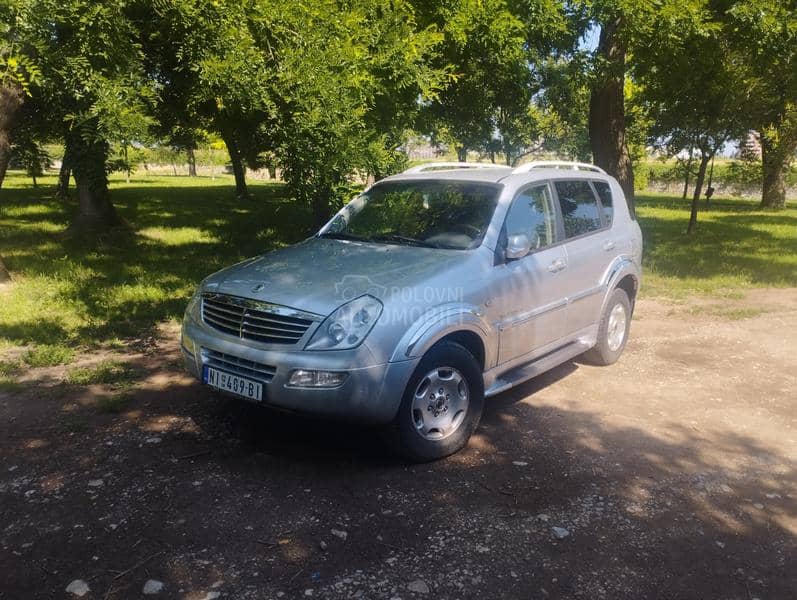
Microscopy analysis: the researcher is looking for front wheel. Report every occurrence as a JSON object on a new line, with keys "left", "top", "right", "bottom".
{"left": 385, "top": 341, "right": 484, "bottom": 462}
{"left": 583, "top": 288, "right": 632, "bottom": 366}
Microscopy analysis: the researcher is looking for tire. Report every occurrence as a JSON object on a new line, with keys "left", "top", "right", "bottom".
{"left": 385, "top": 341, "right": 484, "bottom": 462}
{"left": 583, "top": 288, "right": 632, "bottom": 366}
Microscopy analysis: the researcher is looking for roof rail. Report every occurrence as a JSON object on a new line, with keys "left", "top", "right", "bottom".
{"left": 512, "top": 161, "right": 606, "bottom": 175}
{"left": 403, "top": 162, "right": 512, "bottom": 174}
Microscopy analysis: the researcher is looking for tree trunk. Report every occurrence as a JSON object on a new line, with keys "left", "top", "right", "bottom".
{"left": 456, "top": 147, "right": 467, "bottom": 162}
{"left": 56, "top": 147, "right": 72, "bottom": 200}
{"left": 0, "top": 255, "right": 10, "bottom": 283}
{"left": 313, "top": 186, "right": 332, "bottom": 230}
{"left": 687, "top": 152, "right": 710, "bottom": 235}
{"left": 682, "top": 151, "right": 693, "bottom": 200}
{"left": 589, "top": 18, "right": 635, "bottom": 201}
{"left": 222, "top": 133, "right": 248, "bottom": 197}
{"left": 760, "top": 133, "right": 793, "bottom": 210}
{"left": 187, "top": 146, "right": 197, "bottom": 177}
{"left": 68, "top": 126, "right": 120, "bottom": 231}
{"left": 0, "top": 81, "right": 25, "bottom": 192}
{"left": 682, "top": 169, "right": 690, "bottom": 200}
{"left": 124, "top": 144, "right": 131, "bottom": 184}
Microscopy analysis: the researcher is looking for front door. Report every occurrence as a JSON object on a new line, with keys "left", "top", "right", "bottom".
{"left": 493, "top": 182, "right": 569, "bottom": 364}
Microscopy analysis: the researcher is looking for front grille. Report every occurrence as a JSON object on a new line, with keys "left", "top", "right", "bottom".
{"left": 202, "top": 348, "right": 277, "bottom": 383}
{"left": 201, "top": 293, "right": 315, "bottom": 345}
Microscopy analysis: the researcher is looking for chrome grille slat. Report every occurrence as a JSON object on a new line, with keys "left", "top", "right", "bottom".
{"left": 241, "top": 318, "right": 306, "bottom": 334}
{"left": 245, "top": 311, "right": 313, "bottom": 327}
{"left": 203, "top": 310, "right": 242, "bottom": 327}
{"left": 202, "top": 302, "right": 245, "bottom": 318}
{"left": 241, "top": 327, "right": 302, "bottom": 340}
{"left": 244, "top": 315, "right": 309, "bottom": 330}
{"left": 201, "top": 293, "right": 316, "bottom": 345}
{"left": 203, "top": 348, "right": 276, "bottom": 382}
{"left": 202, "top": 315, "right": 240, "bottom": 335}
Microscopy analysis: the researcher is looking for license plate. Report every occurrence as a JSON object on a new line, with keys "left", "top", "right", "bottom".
{"left": 203, "top": 366, "right": 263, "bottom": 401}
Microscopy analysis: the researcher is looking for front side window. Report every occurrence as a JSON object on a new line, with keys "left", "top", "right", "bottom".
{"left": 321, "top": 181, "right": 501, "bottom": 250}
{"left": 555, "top": 180, "right": 603, "bottom": 238}
{"left": 504, "top": 183, "right": 557, "bottom": 250}
{"left": 593, "top": 180, "right": 613, "bottom": 225}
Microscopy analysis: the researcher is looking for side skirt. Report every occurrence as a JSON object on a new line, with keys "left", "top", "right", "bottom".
{"left": 484, "top": 338, "right": 593, "bottom": 398}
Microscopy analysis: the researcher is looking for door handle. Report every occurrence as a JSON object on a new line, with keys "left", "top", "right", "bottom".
{"left": 548, "top": 258, "right": 566, "bottom": 273}
{"left": 603, "top": 240, "right": 616, "bottom": 251}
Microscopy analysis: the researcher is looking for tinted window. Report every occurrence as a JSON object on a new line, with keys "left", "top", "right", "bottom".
{"left": 504, "top": 184, "right": 557, "bottom": 250}
{"left": 555, "top": 180, "right": 603, "bottom": 238}
{"left": 593, "top": 180, "right": 613, "bottom": 225}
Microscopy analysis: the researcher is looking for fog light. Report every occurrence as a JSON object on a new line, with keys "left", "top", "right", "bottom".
{"left": 287, "top": 369, "right": 347, "bottom": 388}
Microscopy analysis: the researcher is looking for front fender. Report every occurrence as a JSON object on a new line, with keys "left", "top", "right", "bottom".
{"left": 389, "top": 303, "right": 497, "bottom": 367}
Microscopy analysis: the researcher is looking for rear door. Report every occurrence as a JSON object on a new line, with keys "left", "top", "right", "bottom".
{"left": 552, "top": 179, "right": 615, "bottom": 334}
{"left": 493, "top": 182, "right": 569, "bottom": 364}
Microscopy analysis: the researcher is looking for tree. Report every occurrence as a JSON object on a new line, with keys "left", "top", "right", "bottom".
{"left": 0, "top": 0, "right": 38, "bottom": 191}
{"left": 586, "top": 1, "right": 711, "bottom": 200}
{"left": 142, "top": 0, "right": 279, "bottom": 198}
{"left": 634, "top": 3, "right": 747, "bottom": 233}
{"left": 19, "top": 0, "right": 152, "bottom": 230}
{"left": 415, "top": 0, "right": 573, "bottom": 163}
{"left": 270, "top": 0, "right": 447, "bottom": 226}
{"left": 588, "top": 13, "right": 635, "bottom": 199}
{"left": 725, "top": 0, "right": 797, "bottom": 209}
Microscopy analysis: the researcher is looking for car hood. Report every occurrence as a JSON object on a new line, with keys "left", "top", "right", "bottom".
{"left": 204, "top": 238, "right": 470, "bottom": 316}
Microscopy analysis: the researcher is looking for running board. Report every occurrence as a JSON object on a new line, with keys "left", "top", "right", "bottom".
{"left": 484, "top": 340, "right": 592, "bottom": 397}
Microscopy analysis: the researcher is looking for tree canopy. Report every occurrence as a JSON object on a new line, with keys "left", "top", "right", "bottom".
{"left": 0, "top": 0, "right": 794, "bottom": 232}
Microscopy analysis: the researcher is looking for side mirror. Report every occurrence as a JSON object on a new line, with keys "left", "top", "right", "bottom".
{"left": 505, "top": 233, "right": 532, "bottom": 260}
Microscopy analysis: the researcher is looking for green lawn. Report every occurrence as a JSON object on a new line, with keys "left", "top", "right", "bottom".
{"left": 636, "top": 192, "right": 797, "bottom": 297}
{"left": 0, "top": 172, "right": 795, "bottom": 360}
{"left": 0, "top": 171, "right": 310, "bottom": 356}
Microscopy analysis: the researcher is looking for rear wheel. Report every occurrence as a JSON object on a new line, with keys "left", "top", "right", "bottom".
{"left": 583, "top": 288, "right": 631, "bottom": 366}
{"left": 385, "top": 341, "right": 484, "bottom": 462}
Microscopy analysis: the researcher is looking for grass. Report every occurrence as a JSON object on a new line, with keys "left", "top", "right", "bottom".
{"left": 0, "top": 171, "right": 795, "bottom": 358}
{"left": 22, "top": 344, "right": 75, "bottom": 367}
{"left": 635, "top": 193, "right": 797, "bottom": 297}
{"left": 0, "top": 360, "right": 23, "bottom": 393}
{"left": 0, "top": 171, "right": 310, "bottom": 351}
{"left": 66, "top": 360, "right": 138, "bottom": 386}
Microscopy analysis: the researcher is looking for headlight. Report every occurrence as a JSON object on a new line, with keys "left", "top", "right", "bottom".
{"left": 305, "top": 295, "right": 382, "bottom": 350}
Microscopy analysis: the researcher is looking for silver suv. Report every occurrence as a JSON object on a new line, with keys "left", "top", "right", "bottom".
{"left": 181, "top": 161, "right": 643, "bottom": 461}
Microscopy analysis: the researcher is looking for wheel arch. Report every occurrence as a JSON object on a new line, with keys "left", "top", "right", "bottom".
{"left": 600, "top": 257, "right": 640, "bottom": 316}
{"left": 390, "top": 304, "right": 496, "bottom": 370}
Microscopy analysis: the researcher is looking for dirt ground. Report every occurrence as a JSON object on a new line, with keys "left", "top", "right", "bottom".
{"left": 1, "top": 291, "right": 796, "bottom": 600}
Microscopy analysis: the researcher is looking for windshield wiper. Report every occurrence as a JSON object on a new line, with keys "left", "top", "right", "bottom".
{"left": 370, "top": 233, "right": 439, "bottom": 248}
{"left": 318, "top": 231, "right": 370, "bottom": 242}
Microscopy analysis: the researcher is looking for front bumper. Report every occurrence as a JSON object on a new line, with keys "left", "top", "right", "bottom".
{"left": 181, "top": 316, "right": 417, "bottom": 425}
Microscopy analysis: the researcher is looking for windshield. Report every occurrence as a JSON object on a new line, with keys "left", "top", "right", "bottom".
{"left": 319, "top": 181, "right": 501, "bottom": 250}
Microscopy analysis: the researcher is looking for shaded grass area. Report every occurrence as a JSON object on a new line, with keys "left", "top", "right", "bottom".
{"left": 0, "top": 175, "right": 794, "bottom": 354}
{"left": 0, "top": 172, "right": 311, "bottom": 351}
{"left": 636, "top": 193, "right": 797, "bottom": 297}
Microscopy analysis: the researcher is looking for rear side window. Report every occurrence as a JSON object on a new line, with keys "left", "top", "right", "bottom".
{"left": 505, "top": 183, "right": 557, "bottom": 250}
{"left": 593, "top": 180, "right": 613, "bottom": 225}
{"left": 554, "top": 180, "right": 603, "bottom": 238}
